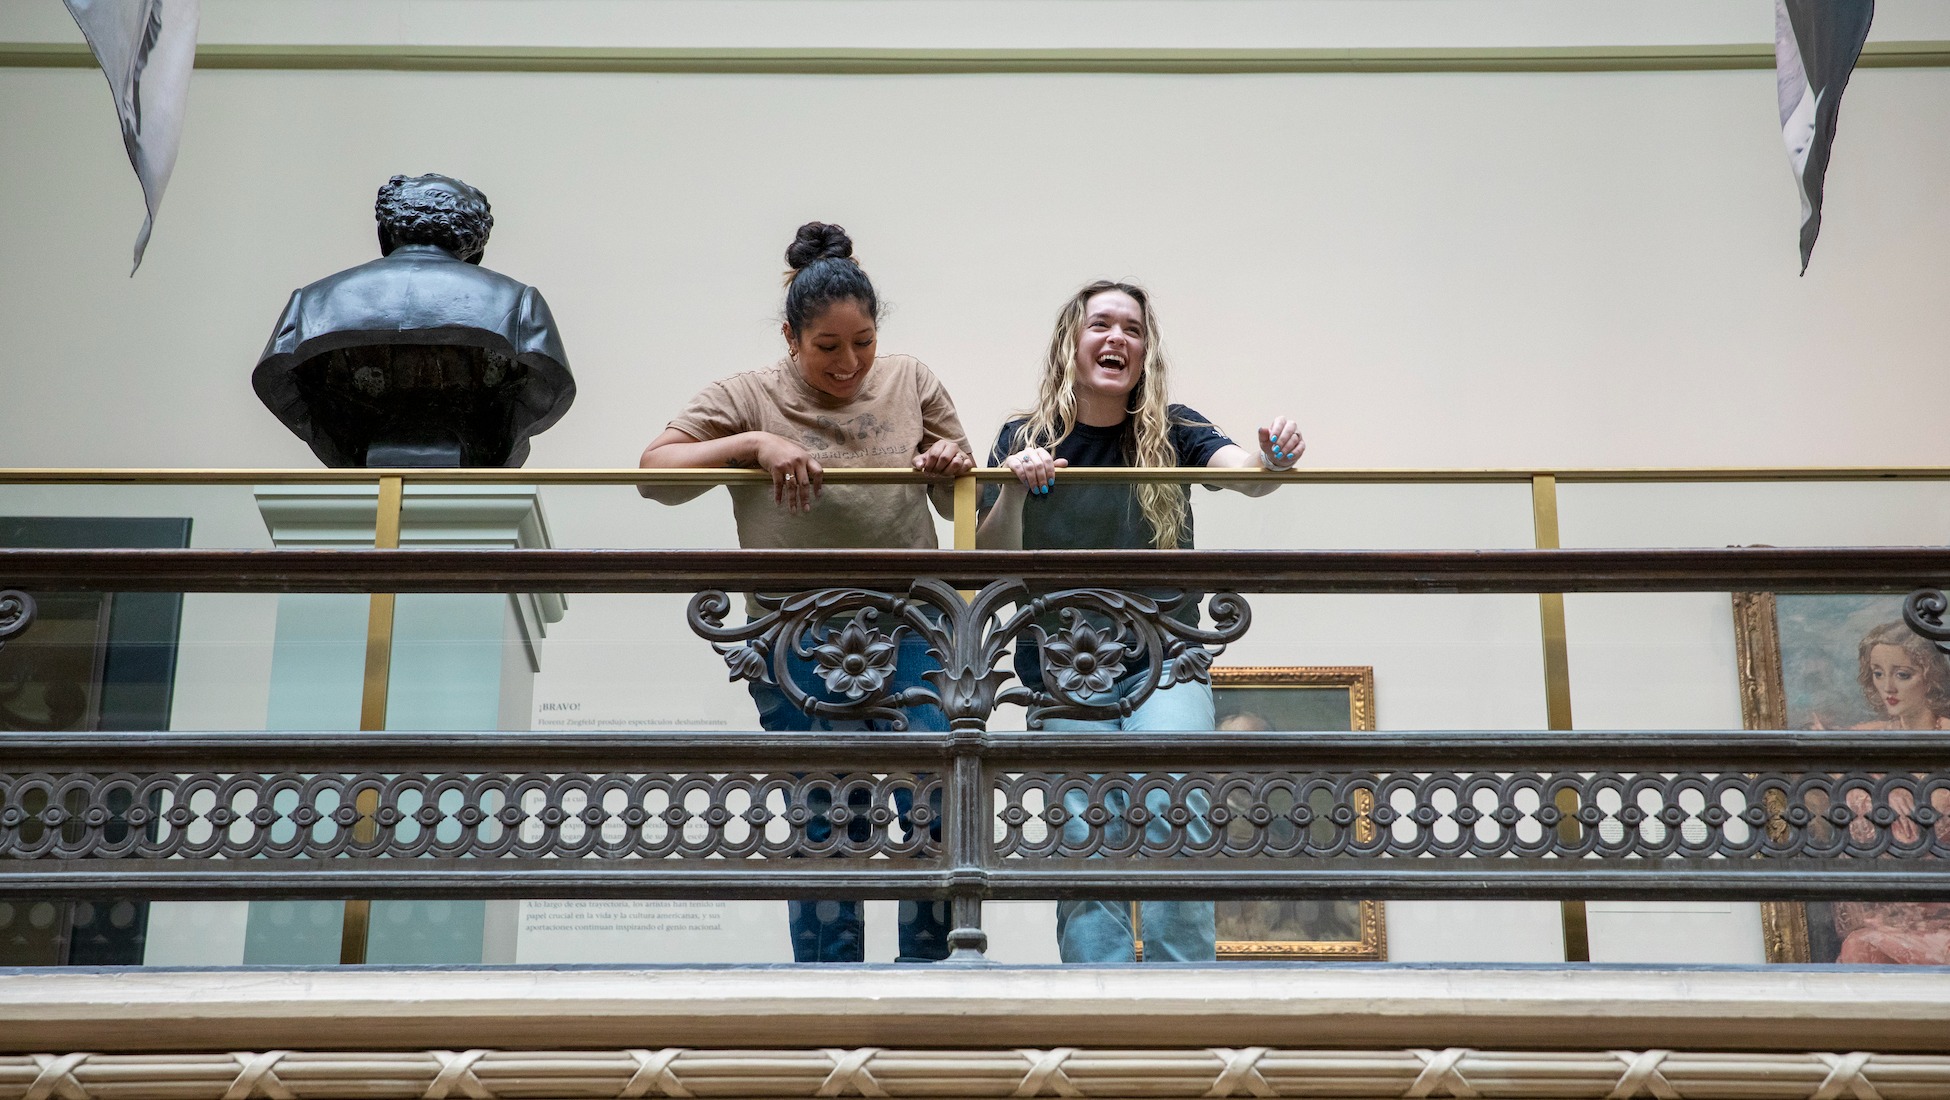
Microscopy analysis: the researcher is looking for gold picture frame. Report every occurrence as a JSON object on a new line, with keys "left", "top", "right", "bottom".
{"left": 1210, "top": 665, "right": 1386, "bottom": 960}
{"left": 1732, "top": 592, "right": 1812, "bottom": 963}
{"left": 1734, "top": 591, "right": 1950, "bottom": 965}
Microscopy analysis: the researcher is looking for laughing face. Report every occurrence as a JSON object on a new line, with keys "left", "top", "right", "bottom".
{"left": 786, "top": 298, "right": 878, "bottom": 400}
{"left": 1074, "top": 289, "right": 1147, "bottom": 409}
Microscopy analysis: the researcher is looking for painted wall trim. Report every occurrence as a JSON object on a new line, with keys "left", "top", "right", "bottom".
{"left": 3, "top": 40, "right": 1948, "bottom": 74}
{"left": 6, "top": 964, "right": 1950, "bottom": 1053}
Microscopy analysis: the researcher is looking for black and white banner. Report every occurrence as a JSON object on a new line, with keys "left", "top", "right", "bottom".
{"left": 62, "top": 0, "right": 200, "bottom": 273}
{"left": 1774, "top": 0, "right": 1874, "bottom": 274}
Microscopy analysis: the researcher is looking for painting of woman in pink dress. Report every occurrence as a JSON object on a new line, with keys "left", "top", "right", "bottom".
{"left": 1825, "top": 621, "right": 1950, "bottom": 964}
{"left": 1745, "top": 597, "right": 1950, "bottom": 965}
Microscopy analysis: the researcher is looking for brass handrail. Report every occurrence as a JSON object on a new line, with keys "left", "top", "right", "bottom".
{"left": 2, "top": 465, "right": 1950, "bottom": 484}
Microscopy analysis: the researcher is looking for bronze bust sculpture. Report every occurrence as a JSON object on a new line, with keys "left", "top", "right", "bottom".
{"left": 252, "top": 174, "right": 575, "bottom": 467}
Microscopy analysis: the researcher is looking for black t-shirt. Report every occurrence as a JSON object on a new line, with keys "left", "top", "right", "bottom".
{"left": 980, "top": 404, "right": 1234, "bottom": 690}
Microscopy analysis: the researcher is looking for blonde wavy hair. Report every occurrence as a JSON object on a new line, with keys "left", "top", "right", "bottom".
{"left": 1016, "top": 280, "right": 1188, "bottom": 549}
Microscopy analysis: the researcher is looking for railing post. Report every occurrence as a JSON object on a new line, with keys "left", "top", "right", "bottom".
{"left": 1531, "top": 473, "right": 1590, "bottom": 962}
{"left": 942, "top": 719, "right": 990, "bottom": 963}
{"left": 951, "top": 473, "right": 977, "bottom": 551}
{"left": 946, "top": 481, "right": 988, "bottom": 961}
{"left": 342, "top": 473, "right": 404, "bottom": 965}
{"left": 358, "top": 475, "right": 404, "bottom": 731}
{"left": 952, "top": 473, "right": 978, "bottom": 604}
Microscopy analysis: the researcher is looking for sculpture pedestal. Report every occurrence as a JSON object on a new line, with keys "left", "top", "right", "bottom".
{"left": 245, "top": 485, "right": 564, "bottom": 964}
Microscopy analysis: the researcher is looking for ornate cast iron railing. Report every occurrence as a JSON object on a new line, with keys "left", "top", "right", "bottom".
{"left": 2, "top": 730, "right": 1948, "bottom": 959}
{"left": 2, "top": 545, "right": 1947, "bottom": 960}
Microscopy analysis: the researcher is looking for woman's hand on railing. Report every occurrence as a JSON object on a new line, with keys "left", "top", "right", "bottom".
{"left": 751, "top": 434, "right": 824, "bottom": 513}
{"left": 977, "top": 447, "right": 1067, "bottom": 549}
{"left": 1003, "top": 447, "right": 1066, "bottom": 495}
{"left": 638, "top": 427, "right": 824, "bottom": 510}
{"left": 913, "top": 439, "right": 975, "bottom": 479}
{"left": 917, "top": 439, "right": 976, "bottom": 519}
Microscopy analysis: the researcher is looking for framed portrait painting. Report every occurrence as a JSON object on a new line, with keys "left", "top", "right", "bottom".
{"left": 1209, "top": 665, "right": 1385, "bottom": 961}
{"left": 1733, "top": 592, "right": 1950, "bottom": 966}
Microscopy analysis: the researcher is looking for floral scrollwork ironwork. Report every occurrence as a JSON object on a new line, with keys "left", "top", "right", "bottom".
{"left": 686, "top": 580, "right": 1251, "bottom": 730}
{"left": 1905, "top": 587, "right": 1950, "bottom": 655}
{"left": 1019, "top": 590, "right": 1248, "bottom": 727}
{"left": 0, "top": 589, "right": 35, "bottom": 651}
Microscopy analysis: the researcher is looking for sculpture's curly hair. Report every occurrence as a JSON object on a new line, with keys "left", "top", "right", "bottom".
{"left": 375, "top": 174, "right": 493, "bottom": 260}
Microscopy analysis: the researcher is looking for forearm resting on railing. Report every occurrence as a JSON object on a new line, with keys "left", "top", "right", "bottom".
{"left": 975, "top": 482, "right": 1026, "bottom": 549}
{"left": 636, "top": 429, "right": 770, "bottom": 503}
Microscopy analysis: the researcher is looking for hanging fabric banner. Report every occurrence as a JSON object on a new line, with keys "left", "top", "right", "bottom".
{"left": 1773, "top": 0, "right": 1875, "bottom": 274}
{"left": 62, "top": 0, "right": 201, "bottom": 274}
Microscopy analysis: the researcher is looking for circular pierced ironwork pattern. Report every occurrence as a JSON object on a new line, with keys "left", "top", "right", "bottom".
{"left": 0, "top": 770, "right": 943, "bottom": 862}
{"left": 995, "top": 770, "right": 1950, "bottom": 861}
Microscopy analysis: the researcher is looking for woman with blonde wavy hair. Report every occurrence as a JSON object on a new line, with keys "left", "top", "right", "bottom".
{"left": 977, "top": 280, "right": 1303, "bottom": 963}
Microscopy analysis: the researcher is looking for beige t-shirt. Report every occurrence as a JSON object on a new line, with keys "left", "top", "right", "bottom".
{"left": 667, "top": 354, "right": 972, "bottom": 553}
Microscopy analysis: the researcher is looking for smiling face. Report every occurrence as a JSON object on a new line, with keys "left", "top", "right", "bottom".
{"left": 785, "top": 298, "right": 878, "bottom": 400}
{"left": 1869, "top": 643, "right": 1930, "bottom": 725}
{"left": 1073, "top": 289, "right": 1147, "bottom": 414}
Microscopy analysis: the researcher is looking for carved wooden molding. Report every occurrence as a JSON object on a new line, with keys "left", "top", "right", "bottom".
{"left": 2, "top": 1045, "right": 1943, "bottom": 1099}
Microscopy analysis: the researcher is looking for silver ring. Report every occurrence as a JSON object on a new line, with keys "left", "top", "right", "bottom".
{"left": 784, "top": 473, "right": 796, "bottom": 482}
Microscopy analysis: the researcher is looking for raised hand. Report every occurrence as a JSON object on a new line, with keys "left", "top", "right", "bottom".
{"left": 1257, "top": 416, "right": 1305, "bottom": 470}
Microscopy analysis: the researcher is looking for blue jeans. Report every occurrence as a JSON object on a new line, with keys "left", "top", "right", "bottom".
{"left": 1041, "top": 677, "right": 1216, "bottom": 963}
{"left": 749, "top": 631, "right": 949, "bottom": 963}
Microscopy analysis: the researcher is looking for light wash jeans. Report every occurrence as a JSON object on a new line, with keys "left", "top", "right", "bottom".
{"left": 1040, "top": 677, "right": 1216, "bottom": 963}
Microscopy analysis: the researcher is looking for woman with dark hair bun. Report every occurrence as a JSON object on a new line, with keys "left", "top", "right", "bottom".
{"left": 640, "top": 222, "right": 973, "bottom": 964}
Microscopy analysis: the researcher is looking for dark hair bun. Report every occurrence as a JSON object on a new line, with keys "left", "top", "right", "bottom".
{"left": 785, "top": 222, "right": 854, "bottom": 270}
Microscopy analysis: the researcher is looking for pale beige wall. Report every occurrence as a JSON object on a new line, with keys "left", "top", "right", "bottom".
{"left": 3, "top": 65, "right": 1948, "bottom": 472}
{"left": 7, "top": 0, "right": 1950, "bottom": 50}
{"left": 4, "top": 1, "right": 1948, "bottom": 966}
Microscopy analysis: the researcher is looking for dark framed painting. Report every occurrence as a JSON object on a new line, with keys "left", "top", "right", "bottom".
{"left": 0, "top": 516, "right": 189, "bottom": 966}
{"left": 0, "top": 591, "right": 113, "bottom": 732}
{"left": 1210, "top": 665, "right": 1385, "bottom": 960}
{"left": 1734, "top": 592, "right": 1950, "bottom": 965}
